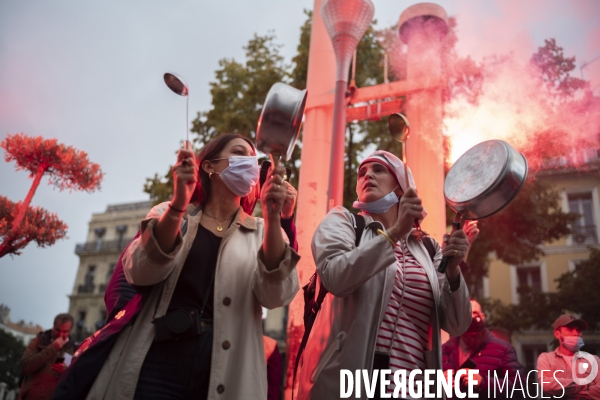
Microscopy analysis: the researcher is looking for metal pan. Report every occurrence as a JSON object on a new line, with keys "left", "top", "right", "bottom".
{"left": 255, "top": 82, "right": 307, "bottom": 213}
{"left": 256, "top": 82, "right": 307, "bottom": 165}
{"left": 438, "top": 140, "right": 528, "bottom": 272}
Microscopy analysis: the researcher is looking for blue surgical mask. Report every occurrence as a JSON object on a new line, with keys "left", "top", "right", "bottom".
{"left": 213, "top": 155, "right": 259, "bottom": 197}
{"left": 561, "top": 335, "right": 585, "bottom": 352}
{"left": 352, "top": 187, "right": 399, "bottom": 214}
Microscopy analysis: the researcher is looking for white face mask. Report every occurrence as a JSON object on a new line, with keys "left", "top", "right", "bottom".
{"left": 212, "top": 155, "right": 259, "bottom": 197}
{"left": 561, "top": 335, "right": 585, "bottom": 352}
{"left": 352, "top": 186, "right": 400, "bottom": 214}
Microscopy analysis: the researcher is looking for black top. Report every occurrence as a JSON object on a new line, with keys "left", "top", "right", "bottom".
{"left": 167, "top": 223, "right": 222, "bottom": 319}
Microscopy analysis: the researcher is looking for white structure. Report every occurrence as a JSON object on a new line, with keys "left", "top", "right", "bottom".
{"left": 0, "top": 304, "right": 41, "bottom": 346}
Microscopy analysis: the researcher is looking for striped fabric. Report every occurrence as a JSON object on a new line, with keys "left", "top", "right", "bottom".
{"left": 375, "top": 239, "right": 434, "bottom": 391}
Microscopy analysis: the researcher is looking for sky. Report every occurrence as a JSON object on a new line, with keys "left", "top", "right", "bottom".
{"left": 1, "top": 0, "right": 599, "bottom": 329}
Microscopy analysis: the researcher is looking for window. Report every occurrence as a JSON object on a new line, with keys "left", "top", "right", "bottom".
{"left": 568, "top": 192, "right": 597, "bottom": 244}
{"left": 94, "top": 227, "right": 106, "bottom": 250}
{"left": 116, "top": 225, "right": 128, "bottom": 248}
{"left": 85, "top": 265, "right": 96, "bottom": 287}
{"left": 522, "top": 344, "right": 548, "bottom": 371}
{"left": 522, "top": 344, "right": 548, "bottom": 394}
{"left": 517, "top": 266, "right": 542, "bottom": 291}
{"left": 77, "top": 311, "right": 86, "bottom": 328}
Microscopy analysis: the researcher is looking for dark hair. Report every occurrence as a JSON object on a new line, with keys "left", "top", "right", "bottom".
{"left": 53, "top": 313, "right": 74, "bottom": 328}
{"left": 191, "top": 133, "right": 258, "bottom": 215}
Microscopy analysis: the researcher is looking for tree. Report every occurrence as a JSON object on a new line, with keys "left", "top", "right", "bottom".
{"left": 0, "top": 329, "right": 26, "bottom": 390}
{"left": 484, "top": 247, "right": 600, "bottom": 333}
{"left": 0, "top": 133, "right": 103, "bottom": 257}
{"left": 530, "top": 38, "right": 587, "bottom": 99}
{"left": 144, "top": 33, "right": 293, "bottom": 205}
{"left": 463, "top": 177, "right": 577, "bottom": 295}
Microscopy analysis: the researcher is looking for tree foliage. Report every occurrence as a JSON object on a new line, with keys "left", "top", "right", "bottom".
{"left": 0, "top": 196, "right": 68, "bottom": 256}
{"left": 463, "top": 177, "right": 578, "bottom": 294}
{"left": 2, "top": 133, "right": 102, "bottom": 192}
{"left": 485, "top": 248, "right": 600, "bottom": 333}
{"left": 192, "top": 33, "right": 288, "bottom": 144}
{"left": 0, "top": 133, "right": 102, "bottom": 257}
{"left": 0, "top": 328, "right": 26, "bottom": 390}
{"left": 145, "top": 33, "right": 297, "bottom": 205}
{"left": 530, "top": 38, "right": 587, "bottom": 99}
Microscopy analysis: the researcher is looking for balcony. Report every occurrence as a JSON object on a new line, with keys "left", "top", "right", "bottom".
{"left": 572, "top": 225, "right": 598, "bottom": 244}
{"left": 77, "top": 284, "right": 95, "bottom": 294}
{"left": 75, "top": 238, "right": 132, "bottom": 255}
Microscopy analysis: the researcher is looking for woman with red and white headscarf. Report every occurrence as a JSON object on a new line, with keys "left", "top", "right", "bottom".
{"left": 296, "top": 150, "right": 473, "bottom": 400}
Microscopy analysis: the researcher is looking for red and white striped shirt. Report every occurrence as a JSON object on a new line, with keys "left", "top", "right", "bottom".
{"left": 375, "top": 238, "right": 434, "bottom": 391}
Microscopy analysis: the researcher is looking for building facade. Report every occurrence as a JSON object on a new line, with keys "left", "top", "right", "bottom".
{"left": 68, "top": 200, "right": 152, "bottom": 341}
{"left": 485, "top": 147, "right": 600, "bottom": 372}
{"left": 0, "top": 304, "right": 42, "bottom": 346}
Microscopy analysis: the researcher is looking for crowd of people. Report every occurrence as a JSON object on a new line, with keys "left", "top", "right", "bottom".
{"left": 15, "top": 135, "right": 598, "bottom": 399}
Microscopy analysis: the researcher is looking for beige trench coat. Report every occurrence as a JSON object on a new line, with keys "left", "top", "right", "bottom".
{"left": 296, "top": 207, "right": 471, "bottom": 400}
{"left": 86, "top": 202, "right": 299, "bottom": 400}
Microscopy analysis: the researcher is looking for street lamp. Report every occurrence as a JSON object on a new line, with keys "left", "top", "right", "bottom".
{"left": 321, "top": 0, "right": 374, "bottom": 210}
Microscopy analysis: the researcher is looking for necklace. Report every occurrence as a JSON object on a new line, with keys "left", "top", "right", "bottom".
{"left": 203, "top": 211, "right": 232, "bottom": 232}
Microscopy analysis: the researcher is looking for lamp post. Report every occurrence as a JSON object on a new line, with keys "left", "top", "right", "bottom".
{"left": 321, "top": 0, "right": 374, "bottom": 210}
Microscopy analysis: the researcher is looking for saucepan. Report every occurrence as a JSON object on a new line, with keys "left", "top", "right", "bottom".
{"left": 438, "top": 140, "right": 528, "bottom": 273}
{"left": 255, "top": 82, "right": 307, "bottom": 211}
{"left": 256, "top": 83, "right": 307, "bottom": 166}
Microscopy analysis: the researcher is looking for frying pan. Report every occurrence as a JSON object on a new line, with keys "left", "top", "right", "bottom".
{"left": 438, "top": 140, "right": 528, "bottom": 273}
{"left": 164, "top": 73, "right": 191, "bottom": 150}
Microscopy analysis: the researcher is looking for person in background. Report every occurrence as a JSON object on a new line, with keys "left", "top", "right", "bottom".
{"left": 442, "top": 299, "right": 524, "bottom": 399}
{"left": 537, "top": 314, "right": 600, "bottom": 399}
{"left": 19, "top": 313, "right": 74, "bottom": 400}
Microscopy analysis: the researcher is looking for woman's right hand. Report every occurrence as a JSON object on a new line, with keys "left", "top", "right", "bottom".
{"left": 388, "top": 187, "right": 423, "bottom": 240}
{"left": 171, "top": 148, "right": 197, "bottom": 209}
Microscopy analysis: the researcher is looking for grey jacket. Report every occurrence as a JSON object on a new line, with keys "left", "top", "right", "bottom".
{"left": 86, "top": 202, "right": 299, "bottom": 400}
{"left": 296, "top": 207, "right": 471, "bottom": 400}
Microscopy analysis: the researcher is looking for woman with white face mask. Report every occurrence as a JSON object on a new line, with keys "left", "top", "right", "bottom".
{"left": 86, "top": 134, "right": 299, "bottom": 400}
{"left": 296, "top": 150, "right": 473, "bottom": 400}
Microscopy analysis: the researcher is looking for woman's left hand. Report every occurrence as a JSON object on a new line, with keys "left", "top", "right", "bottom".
{"left": 261, "top": 165, "right": 287, "bottom": 218}
{"left": 281, "top": 182, "right": 297, "bottom": 219}
{"left": 442, "top": 229, "right": 469, "bottom": 274}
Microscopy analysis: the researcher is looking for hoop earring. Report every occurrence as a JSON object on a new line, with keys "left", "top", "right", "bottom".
{"left": 209, "top": 172, "right": 213, "bottom": 180}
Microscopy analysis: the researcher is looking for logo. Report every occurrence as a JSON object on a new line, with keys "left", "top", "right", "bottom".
{"left": 572, "top": 351, "right": 598, "bottom": 385}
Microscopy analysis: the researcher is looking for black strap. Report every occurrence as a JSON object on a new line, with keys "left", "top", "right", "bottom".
{"left": 351, "top": 213, "right": 366, "bottom": 247}
{"left": 422, "top": 236, "right": 436, "bottom": 262}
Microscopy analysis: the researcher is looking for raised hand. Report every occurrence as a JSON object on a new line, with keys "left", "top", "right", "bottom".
{"left": 171, "top": 148, "right": 197, "bottom": 210}
{"left": 388, "top": 188, "right": 422, "bottom": 241}
{"left": 52, "top": 336, "right": 69, "bottom": 350}
{"left": 261, "top": 165, "right": 287, "bottom": 218}
{"left": 280, "top": 182, "right": 297, "bottom": 219}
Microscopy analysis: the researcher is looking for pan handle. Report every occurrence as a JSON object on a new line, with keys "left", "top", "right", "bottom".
{"left": 437, "top": 215, "right": 462, "bottom": 273}
{"left": 267, "top": 153, "right": 281, "bottom": 214}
